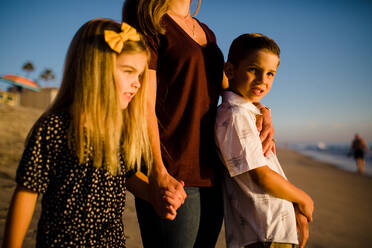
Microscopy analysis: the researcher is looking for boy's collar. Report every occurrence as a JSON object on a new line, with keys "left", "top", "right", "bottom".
{"left": 222, "top": 91, "right": 261, "bottom": 115}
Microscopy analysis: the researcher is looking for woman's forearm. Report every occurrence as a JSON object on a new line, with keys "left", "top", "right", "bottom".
{"left": 147, "top": 106, "right": 168, "bottom": 178}
{"left": 146, "top": 70, "right": 168, "bottom": 180}
{"left": 145, "top": 69, "right": 186, "bottom": 218}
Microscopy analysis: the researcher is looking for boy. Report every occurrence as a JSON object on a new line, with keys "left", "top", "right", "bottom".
{"left": 215, "top": 33, "right": 313, "bottom": 248}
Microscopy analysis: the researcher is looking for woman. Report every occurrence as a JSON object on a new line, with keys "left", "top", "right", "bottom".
{"left": 122, "top": 1, "right": 275, "bottom": 247}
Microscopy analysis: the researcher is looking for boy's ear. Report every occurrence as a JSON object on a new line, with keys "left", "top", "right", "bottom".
{"left": 224, "top": 62, "right": 234, "bottom": 80}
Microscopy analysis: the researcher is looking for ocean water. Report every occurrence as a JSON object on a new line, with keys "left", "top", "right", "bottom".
{"left": 289, "top": 142, "right": 372, "bottom": 177}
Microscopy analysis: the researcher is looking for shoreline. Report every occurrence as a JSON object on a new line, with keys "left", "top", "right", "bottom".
{"left": 291, "top": 147, "right": 372, "bottom": 177}
{"left": 276, "top": 147, "right": 372, "bottom": 248}
{"left": 290, "top": 146, "right": 372, "bottom": 177}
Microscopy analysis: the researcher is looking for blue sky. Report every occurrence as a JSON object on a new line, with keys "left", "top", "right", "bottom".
{"left": 1, "top": 0, "right": 371, "bottom": 144}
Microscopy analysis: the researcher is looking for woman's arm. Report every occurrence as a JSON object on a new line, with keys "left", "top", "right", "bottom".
{"left": 146, "top": 69, "right": 186, "bottom": 218}
{"left": 248, "top": 165, "right": 314, "bottom": 222}
{"left": 222, "top": 71, "right": 229, "bottom": 90}
{"left": 2, "top": 185, "right": 38, "bottom": 248}
{"left": 253, "top": 104, "right": 275, "bottom": 156}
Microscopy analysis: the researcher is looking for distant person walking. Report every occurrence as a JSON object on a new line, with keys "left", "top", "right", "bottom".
{"left": 349, "top": 133, "right": 370, "bottom": 175}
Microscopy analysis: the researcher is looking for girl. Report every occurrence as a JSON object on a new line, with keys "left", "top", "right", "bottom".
{"left": 2, "top": 19, "right": 178, "bottom": 247}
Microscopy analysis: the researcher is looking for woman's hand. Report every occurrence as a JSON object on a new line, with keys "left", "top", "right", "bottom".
{"left": 255, "top": 106, "right": 275, "bottom": 156}
{"left": 149, "top": 171, "right": 186, "bottom": 220}
{"left": 162, "top": 180, "right": 186, "bottom": 211}
{"left": 127, "top": 171, "right": 186, "bottom": 220}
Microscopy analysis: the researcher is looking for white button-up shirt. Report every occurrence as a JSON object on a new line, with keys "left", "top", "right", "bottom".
{"left": 215, "top": 91, "right": 298, "bottom": 248}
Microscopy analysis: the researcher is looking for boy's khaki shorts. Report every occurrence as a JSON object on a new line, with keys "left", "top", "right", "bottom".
{"left": 245, "top": 242, "right": 296, "bottom": 248}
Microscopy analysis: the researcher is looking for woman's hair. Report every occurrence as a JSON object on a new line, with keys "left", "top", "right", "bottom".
{"left": 122, "top": 0, "right": 201, "bottom": 37}
{"left": 122, "top": 0, "right": 168, "bottom": 37}
{"left": 31, "top": 18, "right": 152, "bottom": 175}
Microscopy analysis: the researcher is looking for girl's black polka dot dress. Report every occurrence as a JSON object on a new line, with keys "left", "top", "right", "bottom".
{"left": 16, "top": 112, "right": 133, "bottom": 247}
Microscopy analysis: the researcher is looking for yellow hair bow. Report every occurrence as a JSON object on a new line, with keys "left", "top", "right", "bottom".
{"left": 104, "top": 22, "right": 141, "bottom": 53}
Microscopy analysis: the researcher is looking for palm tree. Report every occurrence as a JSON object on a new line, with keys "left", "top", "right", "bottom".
{"left": 22, "top": 61, "right": 35, "bottom": 78}
{"left": 39, "top": 69, "right": 56, "bottom": 87}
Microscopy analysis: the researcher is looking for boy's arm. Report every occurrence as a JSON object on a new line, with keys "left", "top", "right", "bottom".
{"left": 2, "top": 185, "right": 38, "bottom": 248}
{"left": 248, "top": 166, "right": 314, "bottom": 221}
{"left": 294, "top": 204, "right": 309, "bottom": 248}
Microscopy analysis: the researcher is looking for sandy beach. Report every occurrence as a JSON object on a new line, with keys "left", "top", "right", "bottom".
{"left": 1, "top": 104, "right": 372, "bottom": 248}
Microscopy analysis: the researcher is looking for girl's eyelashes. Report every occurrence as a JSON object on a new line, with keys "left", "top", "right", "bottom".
{"left": 122, "top": 68, "right": 134, "bottom": 73}
{"left": 118, "top": 65, "right": 135, "bottom": 73}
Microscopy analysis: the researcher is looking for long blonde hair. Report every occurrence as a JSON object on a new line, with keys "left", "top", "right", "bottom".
{"left": 32, "top": 19, "right": 152, "bottom": 175}
{"left": 122, "top": 0, "right": 201, "bottom": 37}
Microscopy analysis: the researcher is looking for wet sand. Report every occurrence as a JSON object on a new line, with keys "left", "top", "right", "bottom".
{"left": 1, "top": 105, "right": 372, "bottom": 247}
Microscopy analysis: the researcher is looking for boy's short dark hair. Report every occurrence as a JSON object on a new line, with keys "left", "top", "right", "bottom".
{"left": 227, "top": 33, "right": 280, "bottom": 66}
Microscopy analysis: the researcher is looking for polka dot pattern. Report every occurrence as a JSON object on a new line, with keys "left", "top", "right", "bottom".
{"left": 16, "top": 112, "right": 130, "bottom": 247}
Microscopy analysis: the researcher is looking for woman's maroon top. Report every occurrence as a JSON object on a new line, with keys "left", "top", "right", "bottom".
{"left": 148, "top": 14, "right": 224, "bottom": 186}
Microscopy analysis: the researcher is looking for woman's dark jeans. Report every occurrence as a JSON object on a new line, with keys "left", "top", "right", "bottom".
{"left": 135, "top": 185, "right": 223, "bottom": 248}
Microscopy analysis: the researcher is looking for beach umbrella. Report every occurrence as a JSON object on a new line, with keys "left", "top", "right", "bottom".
{"left": 0, "top": 74, "right": 41, "bottom": 92}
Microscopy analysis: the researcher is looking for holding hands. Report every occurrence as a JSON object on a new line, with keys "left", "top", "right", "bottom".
{"left": 126, "top": 171, "right": 186, "bottom": 220}
{"left": 149, "top": 171, "right": 187, "bottom": 220}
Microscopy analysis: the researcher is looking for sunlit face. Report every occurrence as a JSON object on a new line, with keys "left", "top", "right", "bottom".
{"left": 226, "top": 49, "right": 279, "bottom": 102}
{"left": 114, "top": 51, "right": 147, "bottom": 109}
